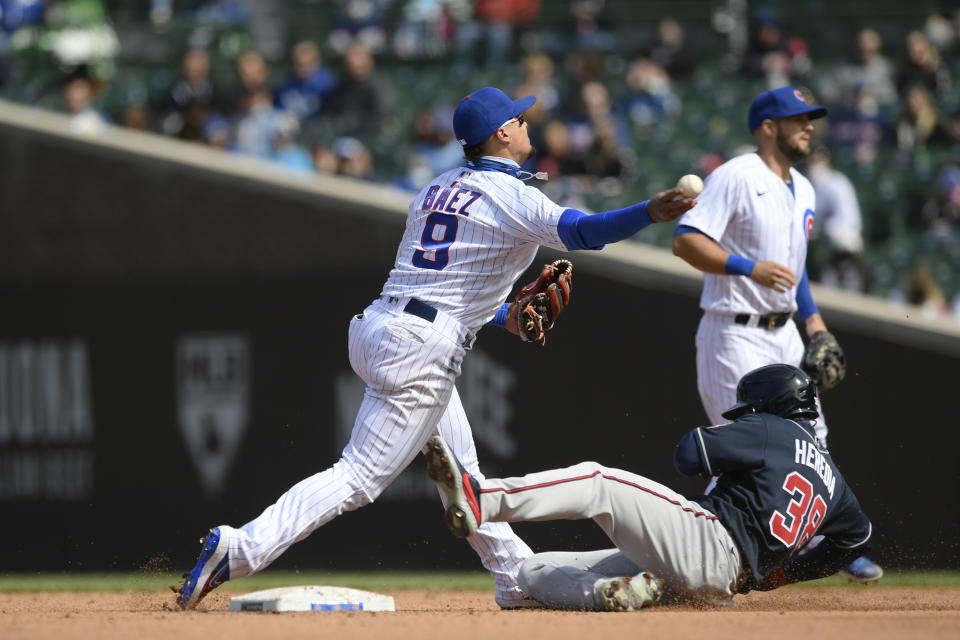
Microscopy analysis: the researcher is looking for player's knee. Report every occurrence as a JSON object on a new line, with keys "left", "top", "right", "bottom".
{"left": 517, "top": 556, "right": 547, "bottom": 593}
{"left": 341, "top": 490, "right": 373, "bottom": 512}
{"left": 331, "top": 456, "right": 379, "bottom": 509}
{"left": 568, "top": 460, "right": 605, "bottom": 476}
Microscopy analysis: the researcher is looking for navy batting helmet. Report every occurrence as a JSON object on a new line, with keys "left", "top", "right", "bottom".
{"left": 721, "top": 364, "right": 819, "bottom": 421}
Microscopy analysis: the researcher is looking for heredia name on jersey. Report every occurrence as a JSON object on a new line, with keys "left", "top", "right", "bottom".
{"left": 794, "top": 439, "right": 836, "bottom": 499}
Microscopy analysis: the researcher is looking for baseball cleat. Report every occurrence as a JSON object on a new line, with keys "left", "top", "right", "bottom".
{"left": 424, "top": 435, "right": 481, "bottom": 538}
{"left": 596, "top": 572, "right": 662, "bottom": 611}
{"left": 839, "top": 556, "right": 883, "bottom": 583}
{"left": 175, "top": 525, "right": 233, "bottom": 610}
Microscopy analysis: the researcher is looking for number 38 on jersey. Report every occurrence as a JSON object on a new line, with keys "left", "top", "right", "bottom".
{"left": 769, "top": 471, "right": 827, "bottom": 553}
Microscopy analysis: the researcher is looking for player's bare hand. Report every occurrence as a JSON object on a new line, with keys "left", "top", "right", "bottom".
{"left": 750, "top": 261, "right": 796, "bottom": 292}
{"left": 647, "top": 187, "right": 697, "bottom": 223}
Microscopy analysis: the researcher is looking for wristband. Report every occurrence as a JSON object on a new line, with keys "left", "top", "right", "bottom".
{"left": 488, "top": 302, "right": 509, "bottom": 328}
{"left": 725, "top": 254, "right": 756, "bottom": 276}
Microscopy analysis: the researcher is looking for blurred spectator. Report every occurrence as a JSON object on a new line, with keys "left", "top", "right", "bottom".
{"left": 568, "top": 0, "right": 616, "bottom": 52}
{"left": 121, "top": 101, "right": 151, "bottom": 132}
{"left": 902, "top": 263, "right": 952, "bottom": 320}
{"left": 896, "top": 30, "right": 951, "bottom": 100}
{"left": 513, "top": 51, "right": 560, "bottom": 126}
{"left": 896, "top": 85, "right": 948, "bottom": 150}
{"left": 740, "top": 8, "right": 809, "bottom": 87}
{"left": 535, "top": 120, "right": 589, "bottom": 208}
{"left": 42, "top": 0, "right": 119, "bottom": 73}
{"left": 331, "top": 135, "right": 374, "bottom": 180}
{"left": 325, "top": 42, "right": 392, "bottom": 137}
{"left": 192, "top": 0, "right": 250, "bottom": 27}
{"left": 162, "top": 47, "right": 222, "bottom": 141}
{"left": 327, "top": 0, "right": 387, "bottom": 55}
{"left": 1, "top": 0, "right": 45, "bottom": 34}
{"left": 392, "top": 151, "right": 434, "bottom": 191}
{"left": 741, "top": 9, "right": 793, "bottom": 88}
{"left": 535, "top": 119, "right": 587, "bottom": 179}
{"left": 920, "top": 165, "right": 960, "bottom": 243}
{"left": 312, "top": 143, "right": 340, "bottom": 174}
{"left": 922, "top": 12, "right": 955, "bottom": 54}
{"left": 453, "top": 0, "right": 540, "bottom": 70}
{"left": 232, "top": 49, "right": 283, "bottom": 157}
{"left": 806, "top": 151, "right": 871, "bottom": 293}
{"left": 824, "top": 28, "right": 897, "bottom": 109}
{"left": 621, "top": 56, "right": 679, "bottom": 135}
{"left": 201, "top": 113, "right": 232, "bottom": 150}
{"left": 392, "top": 0, "right": 454, "bottom": 60}
{"left": 648, "top": 17, "right": 697, "bottom": 79}
{"left": 230, "top": 48, "right": 271, "bottom": 114}
{"left": 311, "top": 137, "right": 374, "bottom": 180}
{"left": 149, "top": 0, "right": 173, "bottom": 32}
{"left": 0, "top": 0, "right": 47, "bottom": 88}
{"left": 825, "top": 93, "right": 891, "bottom": 163}
{"left": 818, "top": 29, "right": 896, "bottom": 166}
{"left": 411, "top": 105, "right": 461, "bottom": 175}
{"left": 273, "top": 40, "right": 336, "bottom": 122}
{"left": 583, "top": 120, "right": 624, "bottom": 179}
{"left": 269, "top": 112, "right": 315, "bottom": 174}
{"left": 562, "top": 81, "right": 630, "bottom": 183}
{"left": 558, "top": 51, "right": 607, "bottom": 120}
{"left": 62, "top": 71, "right": 108, "bottom": 134}
{"left": 576, "top": 80, "right": 629, "bottom": 146}
{"left": 179, "top": 0, "right": 251, "bottom": 52}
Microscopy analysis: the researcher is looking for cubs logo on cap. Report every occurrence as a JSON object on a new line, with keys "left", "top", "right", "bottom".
{"left": 747, "top": 86, "right": 828, "bottom": 132}
{"left": 453, "top": 87, "right": 536, "bottom": 147}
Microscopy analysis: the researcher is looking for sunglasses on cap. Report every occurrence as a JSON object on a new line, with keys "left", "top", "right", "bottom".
{"left": 499, "top": 114, "right": 526, "bottom": 129}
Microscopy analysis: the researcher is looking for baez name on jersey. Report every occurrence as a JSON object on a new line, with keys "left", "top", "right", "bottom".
{"left": 421, "top": 180, "right": 482, "bottom": 216}
{"left": 794, "top": 438, "right": 836, "bottom": 499}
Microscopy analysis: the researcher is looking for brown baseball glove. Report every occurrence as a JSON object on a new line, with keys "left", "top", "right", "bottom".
{"left": 514, "top": 259, "right": 573, "bottom": 346}
{"left": 802, "top": 330, "right": 846, "bottom": 392}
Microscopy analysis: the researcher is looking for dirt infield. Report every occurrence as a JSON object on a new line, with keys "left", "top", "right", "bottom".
{"left": 4, "top": 588, "right": 959, "bottom": 640}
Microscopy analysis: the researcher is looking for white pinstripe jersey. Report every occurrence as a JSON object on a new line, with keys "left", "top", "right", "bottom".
{"left": 677, "top": 152, "right": 816, "bottom": 315}
{"left": 381, "top": 159, "right": 567, "bottom": 333}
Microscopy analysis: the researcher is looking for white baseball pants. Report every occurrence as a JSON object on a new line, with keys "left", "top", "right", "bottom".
{"left": 227, "top": 298, "right": 532, "bottom": 599}
{"left": 695, "top": 312, "right": 829, "bottom": 444}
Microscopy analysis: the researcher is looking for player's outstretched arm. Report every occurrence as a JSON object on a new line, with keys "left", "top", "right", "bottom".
{"left": 557, "top": 192, "right": 695, "bottom": 251}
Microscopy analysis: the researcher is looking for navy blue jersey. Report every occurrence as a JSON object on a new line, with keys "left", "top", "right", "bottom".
{"left": 687, "top": 413, "right": 872, "bottom": 584}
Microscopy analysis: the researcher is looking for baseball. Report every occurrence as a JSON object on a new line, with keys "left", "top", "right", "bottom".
{"left": 677, "top": 174, "right": 703, "bottom": 198}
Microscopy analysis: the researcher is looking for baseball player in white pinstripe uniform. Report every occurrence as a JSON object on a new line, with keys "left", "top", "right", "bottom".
{"left": 176, "top": 86, "right": 697, "bottom": 609}
{"left": 671, "top": 86, "right": 882, "bottom": 582}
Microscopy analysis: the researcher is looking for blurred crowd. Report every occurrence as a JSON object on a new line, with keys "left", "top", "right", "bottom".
{"left": 2, "top": 0, "right": 960, "bottom": 319}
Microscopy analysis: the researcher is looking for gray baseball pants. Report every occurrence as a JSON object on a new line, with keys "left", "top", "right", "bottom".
{"left": 478, "top": 461, "right": 744, "bottom": 608}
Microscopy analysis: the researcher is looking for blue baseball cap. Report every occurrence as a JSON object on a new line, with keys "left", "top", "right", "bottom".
{"left": 747, "top": 86, "right": 828, "bottom": 132}
{"left": 453, "top": 87, "right": 536, "bottom": 147}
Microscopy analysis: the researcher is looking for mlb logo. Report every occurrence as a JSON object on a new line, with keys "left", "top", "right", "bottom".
{"left": 794, "top": 89, "right": 806, "bottom": 102}
{"left": 176, "top": 334, "right": 251, "bottom": 499}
